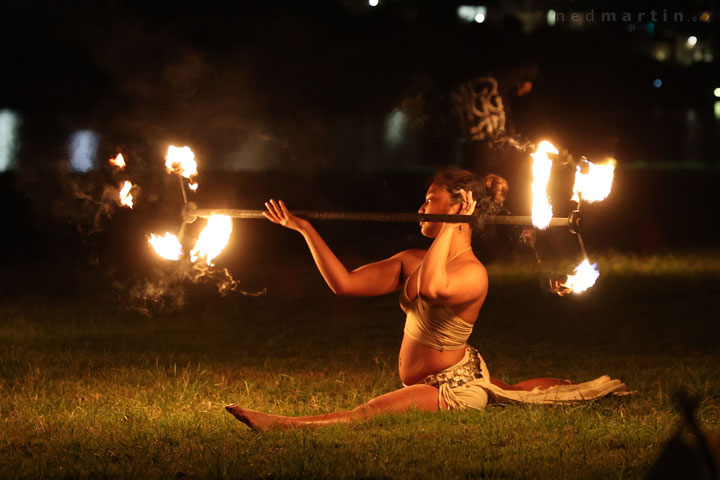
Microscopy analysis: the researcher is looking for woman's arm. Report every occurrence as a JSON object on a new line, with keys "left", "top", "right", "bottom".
{"left": 264, "top": 199, "right": 413, "bottom": 296}
{"left": 417, "top": 224, "right": 487, "bottom": 306}
{"left": 417, "top": 191, "right": 486, "bottom": 306}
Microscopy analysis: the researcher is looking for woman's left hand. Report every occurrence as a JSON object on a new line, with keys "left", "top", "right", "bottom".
{"left": 457, "top": 189, "right": 477, "bottom": 216}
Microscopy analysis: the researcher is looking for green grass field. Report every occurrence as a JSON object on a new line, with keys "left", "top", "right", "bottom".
{"left": 1, "top": 251, "right": 719, "bottom": 479}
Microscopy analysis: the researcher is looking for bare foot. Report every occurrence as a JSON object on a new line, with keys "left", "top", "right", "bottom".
{"left": 225, "top": 404, "right": 292, "bottom": 431}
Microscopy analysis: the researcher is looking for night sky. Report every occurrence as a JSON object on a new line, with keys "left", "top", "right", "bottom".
{"left": 1, "top": 0, "right": 719, "bottom": 282}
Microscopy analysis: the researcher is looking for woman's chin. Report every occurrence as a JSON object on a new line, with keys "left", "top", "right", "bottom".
{"left": 420, "top": 223, "right": 440, "bottom": 238}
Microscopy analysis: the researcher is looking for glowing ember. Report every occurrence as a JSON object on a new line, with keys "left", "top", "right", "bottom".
{"left": 109, "top": 153, "right": 126, "bottom": 169}
{"left": 188, "top": 182, "right": 199, "bottom": 191}
{"left": 165, "top": 145, "right": 198, "bottom": 180}
{"left": 571, "top": 158, "right": 616, "bottom": 204}
{"left": 119, "top": 180, "right": 134, "bottom": 208}
{"left": 561, "top": 259, "right": 600, "bottom": 294}
{"left": 148, "top": 232, "right": 183, "bottom": 261}
{"left": 190, "top": 215, "right": 232, "bottom": 265}
{"left": 530, "top": 140, "right": 558, "bottom": 229}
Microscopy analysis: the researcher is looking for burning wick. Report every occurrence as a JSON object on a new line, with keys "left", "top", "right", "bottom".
{"left": 109, "top": 153, "right": 126, "bottom": 169}
{"left": 165, "top": 145, "right": 198, "bottom": 203}
{"left": 560, "top": 259, "right": 600, "bottom": 294}
{"left": 571, "top": 157, "right": 616, "bottom": 204}
{"left": 148, "top": 215, "right": 233, "bottom": 266}
{"left": 165, "top": 146, "right": 197, "bottom": 178}
{"left": 119, "top": 180, "right": 134, "bottom": 208}
{"left": 530, "top": 141, "right": 558, "bottom": 229}
{"left": 190, "top": 215, "right": 233, "bottom": 266}
{"left": 148, "top": 233, "right": 183, "bottom": 261}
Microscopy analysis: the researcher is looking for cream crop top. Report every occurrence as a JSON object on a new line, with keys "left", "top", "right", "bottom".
{"left": 399, "top": 248, "right": 475, "bottom": 351}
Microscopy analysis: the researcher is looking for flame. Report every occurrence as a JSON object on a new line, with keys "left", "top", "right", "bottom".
{"left": 109, "top": 153, "right": 126, "bottom": 169}
{"left": 190, "top": 215, "right": 232, "bottom": 265}
{"left": 571, "top": 158, "right": 616, "bottom": 204}
{"left": 561, "top": 259, "right": 600, "bottom": 294}
{"left": 188, "top": 182, "right": 198, "bottom": 191}
{"left": 119, "top": 180, "right": 134, "bottom": 208}
{"left": 165, "top": 145, "right": 198, "bottom": 180}
{"left": 148, "top": 232, "right": 183, "bottom": 261}
{"left": 530, "top": 141, "right": 558, "bottom": 229}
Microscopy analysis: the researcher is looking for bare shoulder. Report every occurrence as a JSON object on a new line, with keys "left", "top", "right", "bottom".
{"left": 453, "top": 258, "right": 488, "bottom": 284}
{"left": 395, "top": 249, "right": 426, "bottom": 273}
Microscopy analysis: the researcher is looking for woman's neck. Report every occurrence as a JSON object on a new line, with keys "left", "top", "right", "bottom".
{"left": 447, "top": 228, "right": 472, "bottom": 261}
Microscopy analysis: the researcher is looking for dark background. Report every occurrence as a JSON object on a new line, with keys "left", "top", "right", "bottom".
{"left": 1, "top": 0, "right": 719, "bottom": 302}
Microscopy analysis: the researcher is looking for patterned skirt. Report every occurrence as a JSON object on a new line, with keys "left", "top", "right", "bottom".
{"left": 415, "top": 345, "right": 629, "bottom": 411}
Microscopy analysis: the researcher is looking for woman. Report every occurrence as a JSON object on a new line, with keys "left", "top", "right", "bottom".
{"left": 226, "top": 168, "right": 627, "bottom": 430}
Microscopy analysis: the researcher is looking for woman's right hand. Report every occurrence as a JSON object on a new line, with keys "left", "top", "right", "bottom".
{"left": 263, "top": 199, "right": 307, "bottom": 233}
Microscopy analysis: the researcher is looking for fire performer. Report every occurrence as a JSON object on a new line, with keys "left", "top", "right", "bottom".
{"left": 226, "top": 167, "right": 627, "bottom": 430}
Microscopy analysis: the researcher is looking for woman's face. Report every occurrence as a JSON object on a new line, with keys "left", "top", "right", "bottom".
{"left": 418, "top": 183, "right": 461, "bottom": 237}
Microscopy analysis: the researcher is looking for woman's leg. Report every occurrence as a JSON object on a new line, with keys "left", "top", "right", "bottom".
{"left": 226, "top": 384, "right": 443, "bottom": 431}
{"left": 512, "top": 378, "right": 573, "bottom": 390}
{"left": 491, "top": 376, "right": 572, "bottom": 391}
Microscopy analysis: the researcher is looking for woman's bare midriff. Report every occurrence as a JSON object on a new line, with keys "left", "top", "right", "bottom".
{"left": 398, "top": 335, "right": 466, "bottom": 386}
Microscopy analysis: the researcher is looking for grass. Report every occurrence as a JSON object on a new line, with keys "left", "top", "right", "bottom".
{"left": 1, "top": 251, "right": 719, "bottom": 479}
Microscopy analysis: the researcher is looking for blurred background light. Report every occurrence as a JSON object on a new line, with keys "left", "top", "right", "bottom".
{"left": 547, "top": 10, "right": 556, "bottom": 27}
{"left": 368, "top": 0, "right": 379, "bottom": 7}
{"left": 457, "top": 6, "right": 487, "bottom": 23}
{"left": 68, "top": 130, "right": 100, "bottom": 172}
{"left": 0, "top": 109, "right": 20, "bottom": 172}
{"left": 384, "top": 109, "right": 407, "bottom": 149}
{"left": 714, "top": 88, "right": 720, "bottom": 98}
{"left": 715, "top": 101, "right": 720, "bottom": 120}
{"left": 687, "top": 35, "right": 697, "bottom": 47}
{"left": 653, "top": 78, "right": 662, "bottom": 88}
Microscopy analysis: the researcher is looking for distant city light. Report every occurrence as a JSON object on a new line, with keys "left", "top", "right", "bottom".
{"left": 547, "top": 10, "right": 556, "bottom": 26}
{"left": 368, "top": 0, "right": 379, "bottom": 6}
{"left": 714, "top": 101, "right": 720, "bottom": 120}
{"left": 654, "top": 49, "right": 667, "bottom": 62}
{"left": 457, "top": 6, "right": 487, "bottom": 23}
{"left": 645, "top": 22, "right": 655, "bottom": 35}
{"left": 0, "top": 109, "right": 20, "bottom": 172}
{"left": 701, "top": 12, "right": 711, "bottom": 23}
{"left": 68, "top": 130, "right": 100, "bottom": 172}
{"left": 714, "top": 88, "right": 720, "bottom": 98}
{"left": 652, "top": 78, "right": 662, "bottom": 88}
{"left": 687, "top": 35, "right": 698, "bottom": 47}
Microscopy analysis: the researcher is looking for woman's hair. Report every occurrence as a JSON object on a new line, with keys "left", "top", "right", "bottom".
{"left": 428, "top": 167, "right": 503, "bottom": 218}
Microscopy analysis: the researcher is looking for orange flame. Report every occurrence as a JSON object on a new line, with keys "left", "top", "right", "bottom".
{"left": 119, "top": 180, "right": 134, "bottom": 208}
{"left": 165, "top": 145, "right": 198, "bottom": 180}
{"left": 109, "top": 153, "right": 126, "bottom": 169}
{"left": 190, "top": 215, "right": 232, "bottom": 266}
{"left": 188, "top": 182, "right": 199, "bottom": 191}
{"left": 530, "top": 141, "right": 558, "bottom": 229}
{"left": 148, "top": 232, "right": 183, "bottom": 261}
{"left": 560, "top": 259, "right": 600, "bottom": 294}
{"left": 571, "top": 158, "right": 616, "bottom": 204}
